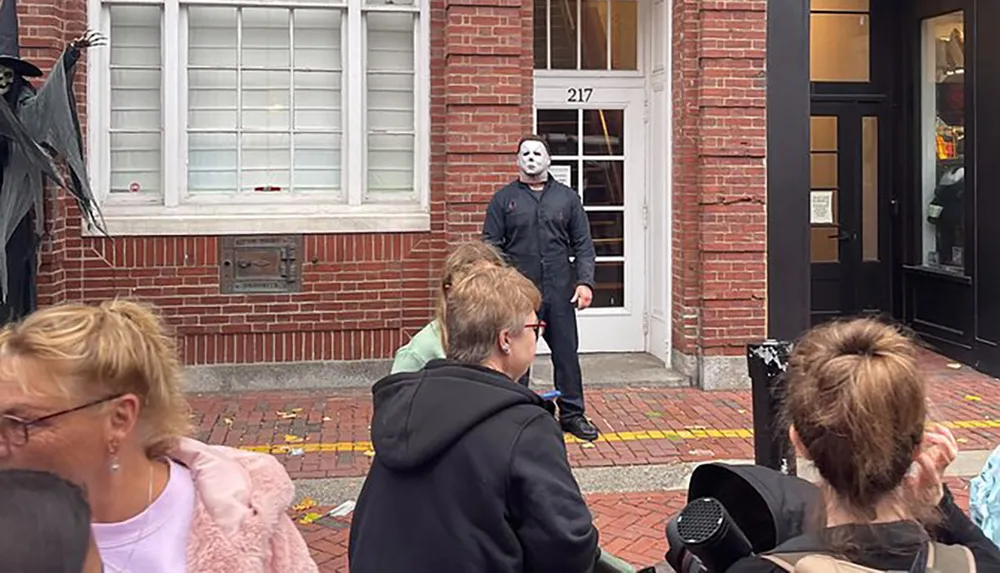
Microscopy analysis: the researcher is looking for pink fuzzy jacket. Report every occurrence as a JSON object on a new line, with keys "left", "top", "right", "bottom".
{"left": 169, "top": 437, "right": 319, "bottom": 573}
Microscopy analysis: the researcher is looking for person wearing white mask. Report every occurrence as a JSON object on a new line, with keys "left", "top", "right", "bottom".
{"left": 482, "top": 135, "right": 599, "bottom": 442}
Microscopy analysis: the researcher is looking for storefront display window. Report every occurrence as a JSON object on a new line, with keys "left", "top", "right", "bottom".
{"left": 920, "top": 11, "right": 966, "bottom": 274}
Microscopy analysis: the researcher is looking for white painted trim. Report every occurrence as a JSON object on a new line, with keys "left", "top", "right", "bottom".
{"left": 84, "top": 206, "right": 430, "bottom": 236}
{"left": 88, "top": 0, "right": 430, "bottom": 236}
{"left": 664, "top": 0, "right": 674, "bottom": 361}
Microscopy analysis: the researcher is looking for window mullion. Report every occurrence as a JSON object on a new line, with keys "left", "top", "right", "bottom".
{"left": 546, "top": 0, "right": 552, "bottom": 71}
{"left": 236, "top": 7, "right": 244, "bottom": 194}
{"left": 347, "top": 0, "right": 364, "bottom": 206}
{"left": 164, "top": 0, "right": 180, "bottom": 207}
{"left": 289, "top": 9, "right": 295, "bottom": 196}
{"left": 605, "top": 0, "right": 611, "bottom": 71}
{"left": 96, "top": 3, "right": 111, "bottom": 206}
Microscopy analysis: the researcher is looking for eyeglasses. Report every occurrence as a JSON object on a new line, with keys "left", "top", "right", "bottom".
{"left": 0, "top": 394, "right": 123, "bottom": 448}
{"left": 525, "top": 321, "right": 546, "bottom": 339}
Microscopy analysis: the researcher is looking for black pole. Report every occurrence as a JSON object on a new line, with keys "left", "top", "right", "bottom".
{"left": 766, "top": 0, "right": 811, "bottom": 342}
{"left": 747, "top": 340, "right": 796, "bottom": 475}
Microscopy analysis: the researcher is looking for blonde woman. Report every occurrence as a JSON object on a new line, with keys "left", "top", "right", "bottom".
{"left": 0, "top": 300, "right": 317, "bottom": 573}
{"left": 391, "top": 240, "right": 507, "bottom": 374}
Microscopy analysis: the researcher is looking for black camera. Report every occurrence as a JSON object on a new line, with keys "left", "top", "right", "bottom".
{"left": 658, "top": 463, "right": 819, "bottom": 573}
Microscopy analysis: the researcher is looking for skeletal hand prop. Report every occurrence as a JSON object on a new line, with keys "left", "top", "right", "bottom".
{"left": 70, "top": 30, "right": 107, "bottom": 51}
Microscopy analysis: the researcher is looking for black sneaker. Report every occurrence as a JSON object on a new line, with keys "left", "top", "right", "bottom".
{"left": 561, "top": 416, "right": 600, "bottom": 442}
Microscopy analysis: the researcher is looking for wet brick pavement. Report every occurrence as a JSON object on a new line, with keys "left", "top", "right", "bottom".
{"left": 188, "top": 353, "right": 1000, "bottom": 479}
{"left": 187, "top": 352, "right": 993, "bottom": 571}
{"left": 295, "top": 477, "right": 975, "bottom": 572}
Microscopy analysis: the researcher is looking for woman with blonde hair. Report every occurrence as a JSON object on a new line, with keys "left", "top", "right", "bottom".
{"left": 728, "top": 318, "right": 1000, "bottom": 572}
{"left": 390, "top": 239, "right": 506, "bottom": 374}
{"left": 0, "top": 299, "right": 317, "bottom": 572}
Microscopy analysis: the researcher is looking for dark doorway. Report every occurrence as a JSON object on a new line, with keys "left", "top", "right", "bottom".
{"left": 809, "top": 102, "right": 890, "bottom": 325}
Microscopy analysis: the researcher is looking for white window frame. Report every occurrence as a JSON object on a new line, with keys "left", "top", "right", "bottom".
{"left": 86, "top": 0, "right": 431, "bottom": 236}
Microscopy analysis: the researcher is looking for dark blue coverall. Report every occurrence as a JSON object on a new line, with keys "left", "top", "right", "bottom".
{"left": 483, "top": 178, "right": 596, "bottom": 421}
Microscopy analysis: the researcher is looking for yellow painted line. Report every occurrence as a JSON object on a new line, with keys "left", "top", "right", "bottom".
{"left": 236, "top": 419, "right": 1000, "bottom": 455}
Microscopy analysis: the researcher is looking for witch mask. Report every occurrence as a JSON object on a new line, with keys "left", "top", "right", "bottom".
{"left": 0, "top": 65, "right": 13, "bottom": 95}
{"left": 517, "top": 139, "right": 551, "bottom": 182}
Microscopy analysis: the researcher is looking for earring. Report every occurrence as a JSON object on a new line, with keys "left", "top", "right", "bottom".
{"left": 108, "top": 441, "right": 121, "bottom": 473}
{"left": 502, "top": 345, "right": 511, "bottom": 355}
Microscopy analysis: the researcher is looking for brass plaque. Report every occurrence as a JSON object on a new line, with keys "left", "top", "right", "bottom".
{"left": 219, "top": 235, "right": 303, "bottom": 294}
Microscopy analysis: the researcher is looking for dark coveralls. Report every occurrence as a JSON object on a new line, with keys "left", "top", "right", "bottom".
{"left": 483, "top": 178, "right": 596, "bottom": 421}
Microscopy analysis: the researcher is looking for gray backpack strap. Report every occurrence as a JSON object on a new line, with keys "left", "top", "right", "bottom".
{"left": 927, "top": 542, "right": 976, "bottom": 573}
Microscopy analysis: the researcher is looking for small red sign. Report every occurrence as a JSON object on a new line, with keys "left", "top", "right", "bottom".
{"left": 128, "top": 182, "right": 140, "bottom": 193}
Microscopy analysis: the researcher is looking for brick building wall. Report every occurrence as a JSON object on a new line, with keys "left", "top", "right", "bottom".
{"left": 29, "top": 0, "right": 534, "bottom": 367}
{"left": 670, "top": 0, "right": 767, "bottom": 388}
{"left": 23, "top": 0, "right": 767, "bottom": 389}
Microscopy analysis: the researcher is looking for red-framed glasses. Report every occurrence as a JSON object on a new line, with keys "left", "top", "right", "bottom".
{"left": 525, "top": 321, "right": 546, "bottom": 339}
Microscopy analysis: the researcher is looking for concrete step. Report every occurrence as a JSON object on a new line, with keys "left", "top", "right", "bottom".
{"left": 530, "top": 353, "right": 688, "bottom": 388}
{"left": 186, "top": 352, "right": 687, "bottom": 393}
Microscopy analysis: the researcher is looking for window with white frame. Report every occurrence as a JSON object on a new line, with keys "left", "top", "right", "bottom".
{"left": 92, "top": 0, "right": 429, "bottom": 235}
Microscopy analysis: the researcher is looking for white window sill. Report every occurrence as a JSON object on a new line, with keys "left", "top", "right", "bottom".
{"left": 83, "top": 203, "right": 432, "bottom": 236}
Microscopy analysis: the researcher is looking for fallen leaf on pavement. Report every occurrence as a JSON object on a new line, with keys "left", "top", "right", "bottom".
{"left": 298, "top": 512, "right": 323, "bottom": 525}
{"left": 580, "top": 442, "right": 596, "bottom": 449}
{"left": 364, "top": 450, "right": 376, "bottom": 458}
{"left": 947, "top": 363, "right": 962, "bottom": 370}
{"left": 277, "top": 411, "right": 298, "bottom": 420}
{"left": 284, "top": 434, "right": 304, "bottom": 443}
{"left": 964, "top": 395, "right": 982, "bottom": 402}
{"left": 222, "top": 417, "right": 234, "bottom": 426}
{"left": 645, "top": 411, "right": 663, "bottom": 418}
{"left": 293, "top": 497, "right": 317, "bottom": 512}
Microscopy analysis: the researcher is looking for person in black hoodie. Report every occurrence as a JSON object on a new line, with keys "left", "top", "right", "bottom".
{"left": 727, "top": 319, "right": 1000, "bottom": 572}
{"left": 349, "top": 264, "right": 600, "bottom": 573}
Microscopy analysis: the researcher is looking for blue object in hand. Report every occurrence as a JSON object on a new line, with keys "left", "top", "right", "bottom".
{"left": 539, "top": 390, "right": 561, "bottom": 401}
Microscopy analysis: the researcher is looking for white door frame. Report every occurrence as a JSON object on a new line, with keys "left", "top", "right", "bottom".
{"left": 533, "top": 76, "right": 647, "bottom": 353}
{"left": 644, "top": 0, "right": 672, "bottom": 364}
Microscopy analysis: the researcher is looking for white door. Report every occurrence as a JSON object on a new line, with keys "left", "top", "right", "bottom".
{"left": 645, "top": 0, "right": 671, "bottom": 364}
{"left": 533, "top": 79, "right": 647, "bottom": 353}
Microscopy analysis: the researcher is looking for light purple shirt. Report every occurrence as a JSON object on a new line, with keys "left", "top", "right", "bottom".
{"left": 93, "top": 458, "right": 196, "bottom": 573}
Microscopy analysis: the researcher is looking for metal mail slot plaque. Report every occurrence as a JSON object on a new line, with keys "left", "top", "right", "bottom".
{"left": 219, "top": 235, "right": 303, "bottom": 295}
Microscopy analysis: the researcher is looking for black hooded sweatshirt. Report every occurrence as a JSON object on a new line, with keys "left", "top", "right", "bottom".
{"left": 348, "top": 360, "right": 600, "bottom": 573}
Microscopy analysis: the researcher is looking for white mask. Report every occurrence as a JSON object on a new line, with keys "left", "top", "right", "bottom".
{"left": 516, "top": 140, "right": 551, "bottom": 180}
{"left": 0, "top": 66, "right": 13, "bottom": 96}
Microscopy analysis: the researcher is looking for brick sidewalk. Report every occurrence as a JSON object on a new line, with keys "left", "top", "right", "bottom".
{"left": 295, "top": 477, "right": 974, "bottom": 572}
{"left": 188, "top": 354, "right": 1000, "bottom": 479}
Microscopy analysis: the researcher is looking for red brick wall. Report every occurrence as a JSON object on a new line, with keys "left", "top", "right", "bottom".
{"left": 671, "top": 0, "right": 768, "bottom": 360}
{"left": 28, "top": 0, "right": 535, "bottom": 365}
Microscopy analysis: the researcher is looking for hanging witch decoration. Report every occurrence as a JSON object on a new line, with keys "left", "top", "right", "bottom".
{"left": 0, "top": 0, "right": 106, "bottom": 323}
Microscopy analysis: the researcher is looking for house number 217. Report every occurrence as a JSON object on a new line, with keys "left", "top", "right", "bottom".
{"left": 566, "top": 87, "right": 594, "bottom": 103}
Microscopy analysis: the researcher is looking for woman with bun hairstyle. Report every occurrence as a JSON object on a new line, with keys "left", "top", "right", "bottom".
{"left": 0, "top": 300, "right": 317, "bottom": 573}
{"left": 728, "top": 318, "right": 1000, "bottom": 572}
{"left": 391, "top": 240, "right": 507, "bottom": 374}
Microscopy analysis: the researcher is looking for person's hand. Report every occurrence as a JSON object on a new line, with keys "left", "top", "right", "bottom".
{"left": 71, "top": 30, "right": 108, "bottom": 51}
{"left": 905, "top": 423, "right": 959, "bottom": 506}
{"left": 570, "top": 285, "right": 593, "bottom": 310}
